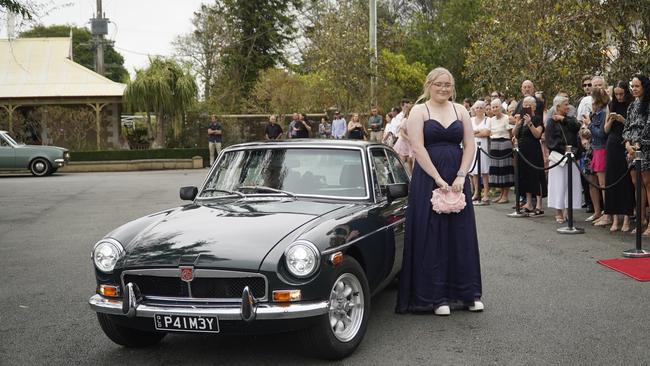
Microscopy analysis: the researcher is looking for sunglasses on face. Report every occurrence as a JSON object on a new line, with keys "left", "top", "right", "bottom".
{"left": 583, "top": 83, "right": 592, "bottom": 87}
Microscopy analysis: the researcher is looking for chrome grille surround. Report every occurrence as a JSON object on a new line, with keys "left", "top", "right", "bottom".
{"left": 120, "top": 268, "right": 268, "bottom": 303}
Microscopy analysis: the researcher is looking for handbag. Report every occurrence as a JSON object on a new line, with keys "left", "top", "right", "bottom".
{"left": 430, "top": 188, "right": 466, "bottom": 214}
{"left": 549, "top": 150, "right": 567, "bottom": 167}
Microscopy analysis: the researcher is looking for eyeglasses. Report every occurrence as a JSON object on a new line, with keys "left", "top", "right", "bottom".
{"left": 432, "top": 82, "right": 454, "bottom": 89}
{"left": 491, "top": 94, "right": 499, "bottom": 98}
{"left": 583, "top": 83, "right": 592, "bottom": 87}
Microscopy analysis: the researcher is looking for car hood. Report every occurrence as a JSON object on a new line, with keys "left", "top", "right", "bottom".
{"left": 121, "top": 199, "right": 346, "bottom": 270}
{"left": 16, "top": 144, "right": 67, "bottom": 153}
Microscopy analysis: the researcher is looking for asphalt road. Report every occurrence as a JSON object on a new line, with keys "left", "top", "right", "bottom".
{"left": 1, "top": 170, "right": 649, "bottom": 365}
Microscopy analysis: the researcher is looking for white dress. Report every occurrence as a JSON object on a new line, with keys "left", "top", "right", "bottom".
{"left": 470, "top": 116, "right": 491, "bottom": 175}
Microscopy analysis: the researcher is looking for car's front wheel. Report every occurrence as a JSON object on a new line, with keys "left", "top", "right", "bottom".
{"left": 97, "top": 313, "right": 165, "bottom": 347}
{"left": 298, "top": 257, "right": 370, "bottom": 360}
{"left": 29, "top": 158, "right": 51, "bottom": 177}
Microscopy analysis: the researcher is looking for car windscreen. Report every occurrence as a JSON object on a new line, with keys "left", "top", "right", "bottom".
{"left": 201, "top": 148, "right": 367, "bottom": 198}
{"left": 1, "top": 133, "right": 19, "bottom": 146}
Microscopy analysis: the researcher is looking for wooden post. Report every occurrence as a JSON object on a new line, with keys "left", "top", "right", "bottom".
{"left": 87, "top": 103, "right": 108, "bottom": 150}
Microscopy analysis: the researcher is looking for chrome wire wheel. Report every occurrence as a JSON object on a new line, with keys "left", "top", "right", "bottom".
{"left": 328, "top": 272, "right": 364, "bottom": 342}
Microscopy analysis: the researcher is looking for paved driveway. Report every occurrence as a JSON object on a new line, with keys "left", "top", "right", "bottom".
{"left": 1, "top": 170, "right": 648, "bottom": 365}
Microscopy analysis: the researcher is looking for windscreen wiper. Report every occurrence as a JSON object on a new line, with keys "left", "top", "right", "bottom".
{"left": 199, "top": 188, "right": 246, "bottom": 198}
{"left": 237, "top": 185, "right": 296, "bottom": 197}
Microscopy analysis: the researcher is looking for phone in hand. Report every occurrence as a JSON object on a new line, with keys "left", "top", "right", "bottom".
{"left": 522, "top": 107, "right": 532, "bottom": 116}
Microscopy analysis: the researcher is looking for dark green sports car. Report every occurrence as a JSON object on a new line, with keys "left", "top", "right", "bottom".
{"left": 0, "top": 130, "right": 70, "bottom": 176}
{"left": 89, "top": 140, "right": 409, "bottom": 359}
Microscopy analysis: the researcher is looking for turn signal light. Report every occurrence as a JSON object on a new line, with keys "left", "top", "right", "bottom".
{"left": 329, "top": 252, "right": 344, "bottom": 266}
{"left": 273, "top": 290, "right": 301, "bottom": 302}
{"left": 98, "top": 285, "right": 120, "bottom": 297}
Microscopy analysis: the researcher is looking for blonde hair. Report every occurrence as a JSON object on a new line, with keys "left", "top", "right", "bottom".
{"left": 416, "top": 67, "right": 456, "bottom": 104}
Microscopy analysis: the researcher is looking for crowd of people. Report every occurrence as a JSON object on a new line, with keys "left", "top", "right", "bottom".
{"left": 457, "top": 74, "right": 650, "bottom": 235}
{"left": 246, "top": 72, "right": 650, "bottom": 236}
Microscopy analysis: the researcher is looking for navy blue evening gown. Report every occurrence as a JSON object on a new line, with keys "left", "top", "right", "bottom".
{"left": 396, "top": 103, "right": 482, "bottom": 313}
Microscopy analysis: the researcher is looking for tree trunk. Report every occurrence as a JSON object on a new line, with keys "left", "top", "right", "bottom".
{"left": 152, "top": 107, "right": 165, "bottom": 149}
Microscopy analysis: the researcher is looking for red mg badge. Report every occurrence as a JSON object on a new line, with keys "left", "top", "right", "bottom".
{"left": 180, "top": 266, "right": 194, "bottom": 282}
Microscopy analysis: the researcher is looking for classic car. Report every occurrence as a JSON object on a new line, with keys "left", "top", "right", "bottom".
{"left": 88, "top": 139, "right": 409, "bottom": 359}
{"left": 0, "top": 130, "right": 70, "bottom": 176}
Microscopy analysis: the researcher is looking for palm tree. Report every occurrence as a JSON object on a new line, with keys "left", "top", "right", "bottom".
{"left": 124, "top": 57, "right": 197, "bottom": 148}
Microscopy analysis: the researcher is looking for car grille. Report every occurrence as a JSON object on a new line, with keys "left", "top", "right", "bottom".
{"left": 123, "top": 274, "right": 266, "bottom": 300}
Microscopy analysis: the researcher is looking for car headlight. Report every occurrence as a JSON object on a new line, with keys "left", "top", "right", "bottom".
{"left": 92, "top": 238, "right": 124, "bottom": 273}
{"left": 284, "top": 240, "right": 320, "bottom": 278}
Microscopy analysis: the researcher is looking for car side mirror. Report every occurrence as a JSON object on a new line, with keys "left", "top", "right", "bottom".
{"left": 180, "top": 186, "right": 198, "bottom": 201}
{"left": 386, "top": 183, "right": 408, "bottom": 203}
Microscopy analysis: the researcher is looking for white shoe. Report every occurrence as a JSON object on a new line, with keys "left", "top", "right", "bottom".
{"left": 434, "top": 305, "right": 450, "bottom": 316}
{"left": 468, "top": 300, "right": 484, "bottom": 312}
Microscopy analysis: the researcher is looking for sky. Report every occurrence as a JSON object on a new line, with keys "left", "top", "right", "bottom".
{"left": 1, "top": 0, "right": 205, "bottom": 74}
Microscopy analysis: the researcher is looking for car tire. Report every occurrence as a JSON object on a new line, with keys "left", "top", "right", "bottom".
{"left": 298, "top": 257, "right": 370, "bottom": 360}
{"left": 97, "top": 313, "right": 166, "bottom": 347}
{"left": 29, "top": 158, "right": 51, "bottom": 177}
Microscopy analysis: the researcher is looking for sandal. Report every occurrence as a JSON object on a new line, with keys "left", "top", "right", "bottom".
{"left": 555, "top": 215, "right": 565, "bottom": 224}
{"left": 594, "top": 219, "right": 612, "bottom": 227}
{"left": 621, "top": 224, "right": 631, "bottom": 233}
{"left": 497, "top": 199, "right": 510, "bottom": 204}
{"left": 532, "top": 209, "right": 544, "bottom": 217}
{"left": 610, "top": 224, "right": 620, "bottom": 232}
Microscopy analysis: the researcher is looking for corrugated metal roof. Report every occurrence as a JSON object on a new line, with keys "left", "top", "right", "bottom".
{"left": 0, "top": 37, "right": 125, "bottom": 99}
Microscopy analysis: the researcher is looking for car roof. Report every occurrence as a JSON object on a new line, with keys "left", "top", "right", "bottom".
{"left": 228, "top": 139, "right": 385, "bottom": 149}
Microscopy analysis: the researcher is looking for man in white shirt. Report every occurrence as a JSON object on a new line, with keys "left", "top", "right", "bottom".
{"left": 331, "top": 111, "right": 347, "bottom": 139}
{"left": 576, "top": 75, "right": 593, "bottom": 121}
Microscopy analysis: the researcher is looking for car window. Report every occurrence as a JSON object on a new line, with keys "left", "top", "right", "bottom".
{"left": 0, "top": 137, "right": 8, "bottom": 147}
{"left": 202, "top": 148, "right": 367, "bottom": 198}
{"left": 386, "top": 150, "right": 409, "bottom": 184}
{"left": 370, "top": 148, "right": 395, "bottom": 200}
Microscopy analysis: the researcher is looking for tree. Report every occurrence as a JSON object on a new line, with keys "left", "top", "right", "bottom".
{"left": 199, "top": 0, "right": 302, "bottom": 112}
{"left": 401, "top": 0, "right": 483, "bottom": 99}
{"left": 173, "top": 3, "right": 232, "bottom": 100}
{"left": 124, "top": 58, "right": 197, "bottom": 148}
{"left": 249, "top": 68, "right": 333, "bottom": 114}
{"left": 602, "top": 0, "right": 650, "bottom": 82}
{"left": 377, "top": 49, "right": 427, "bottom": 106}
{"left": 20, "top": 25, "right": 128, "bottom": 82}
{"left": 0, "top": 0, "right": 31, "bottom": 18}
{"left": 464, "top": 0, "right": 605, "bottom": 99}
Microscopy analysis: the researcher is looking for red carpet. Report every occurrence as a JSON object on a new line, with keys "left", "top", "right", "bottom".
{"left": 597, "top": 258, "right": 650, "bottom": 281}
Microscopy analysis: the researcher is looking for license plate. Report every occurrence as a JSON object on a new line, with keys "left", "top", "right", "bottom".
{"left": 154, "top": 314, "right": 219, "bottom": 333}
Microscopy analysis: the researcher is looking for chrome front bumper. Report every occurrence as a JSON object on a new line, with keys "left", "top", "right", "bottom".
{"left": 54, "top": 158, "right": 66, "bottom": 167}
{"left": 89, "top": 294, "right": 329, "bottom": 321}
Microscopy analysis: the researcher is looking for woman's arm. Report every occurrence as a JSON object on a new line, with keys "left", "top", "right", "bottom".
{"left": 527, "top": 114, "right": 543, "bottom": 139}
{"left": 347, "top": 121, "right": 355, "bottom": 132}
{"left": 450, "top": 104, "right": 475, "bottom": 192}
{"left": 406, "top": 104, "right": 448, "bottom": 188}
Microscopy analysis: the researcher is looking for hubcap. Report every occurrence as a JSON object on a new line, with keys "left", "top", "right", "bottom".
{"left": 34, "top": 161, "right": 46, "bottom": 173}
{"left": 328, "top": 273, "right": 364, "bottom": 342}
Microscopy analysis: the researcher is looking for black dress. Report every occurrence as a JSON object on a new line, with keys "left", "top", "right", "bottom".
{"left": 516, "top": 114, "right": 547, "bottom": 197}
{"left": 396, "top": 103, "right": 482, "bottom": 313}
{"left": 348, "top": 126, "right": 364, "bottom": 140}
{"left": 604, "top": 103, "right": 634, "bottom": 215}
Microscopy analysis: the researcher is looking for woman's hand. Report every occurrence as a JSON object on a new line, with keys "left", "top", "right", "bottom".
{"left": 523, "top": 114, "right": 532, "bottom": 127}
{"left": 434, "top": 176, "right": 449, "bottom": 191}
{"left": 552, "top": 114, "right": 564, "bottom": 122}
{"left": 581, "top": 114, "right": 590, "bottom": 126}
{"left": 451, "top": 176, "right": 465, "bottom": 192}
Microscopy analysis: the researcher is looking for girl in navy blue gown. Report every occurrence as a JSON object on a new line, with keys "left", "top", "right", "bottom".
{"left": 396, "top": 67, "right": 483, "bottom": 316}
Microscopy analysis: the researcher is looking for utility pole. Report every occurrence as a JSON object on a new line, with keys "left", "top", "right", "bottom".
{"left": 369, "top": 0, "right": 377, "bottom": 107}
{"left": 91, "top": 0, "right": 108, "bottom": 76}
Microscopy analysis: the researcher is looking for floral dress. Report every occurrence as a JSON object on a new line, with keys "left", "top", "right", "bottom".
{"left": 622, "top": 100, "right": 650, "bottom": 170}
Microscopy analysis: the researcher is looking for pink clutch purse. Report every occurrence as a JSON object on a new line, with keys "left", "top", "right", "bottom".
{"left": 430, "top": 188, "right": 466, "bottom": 214}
